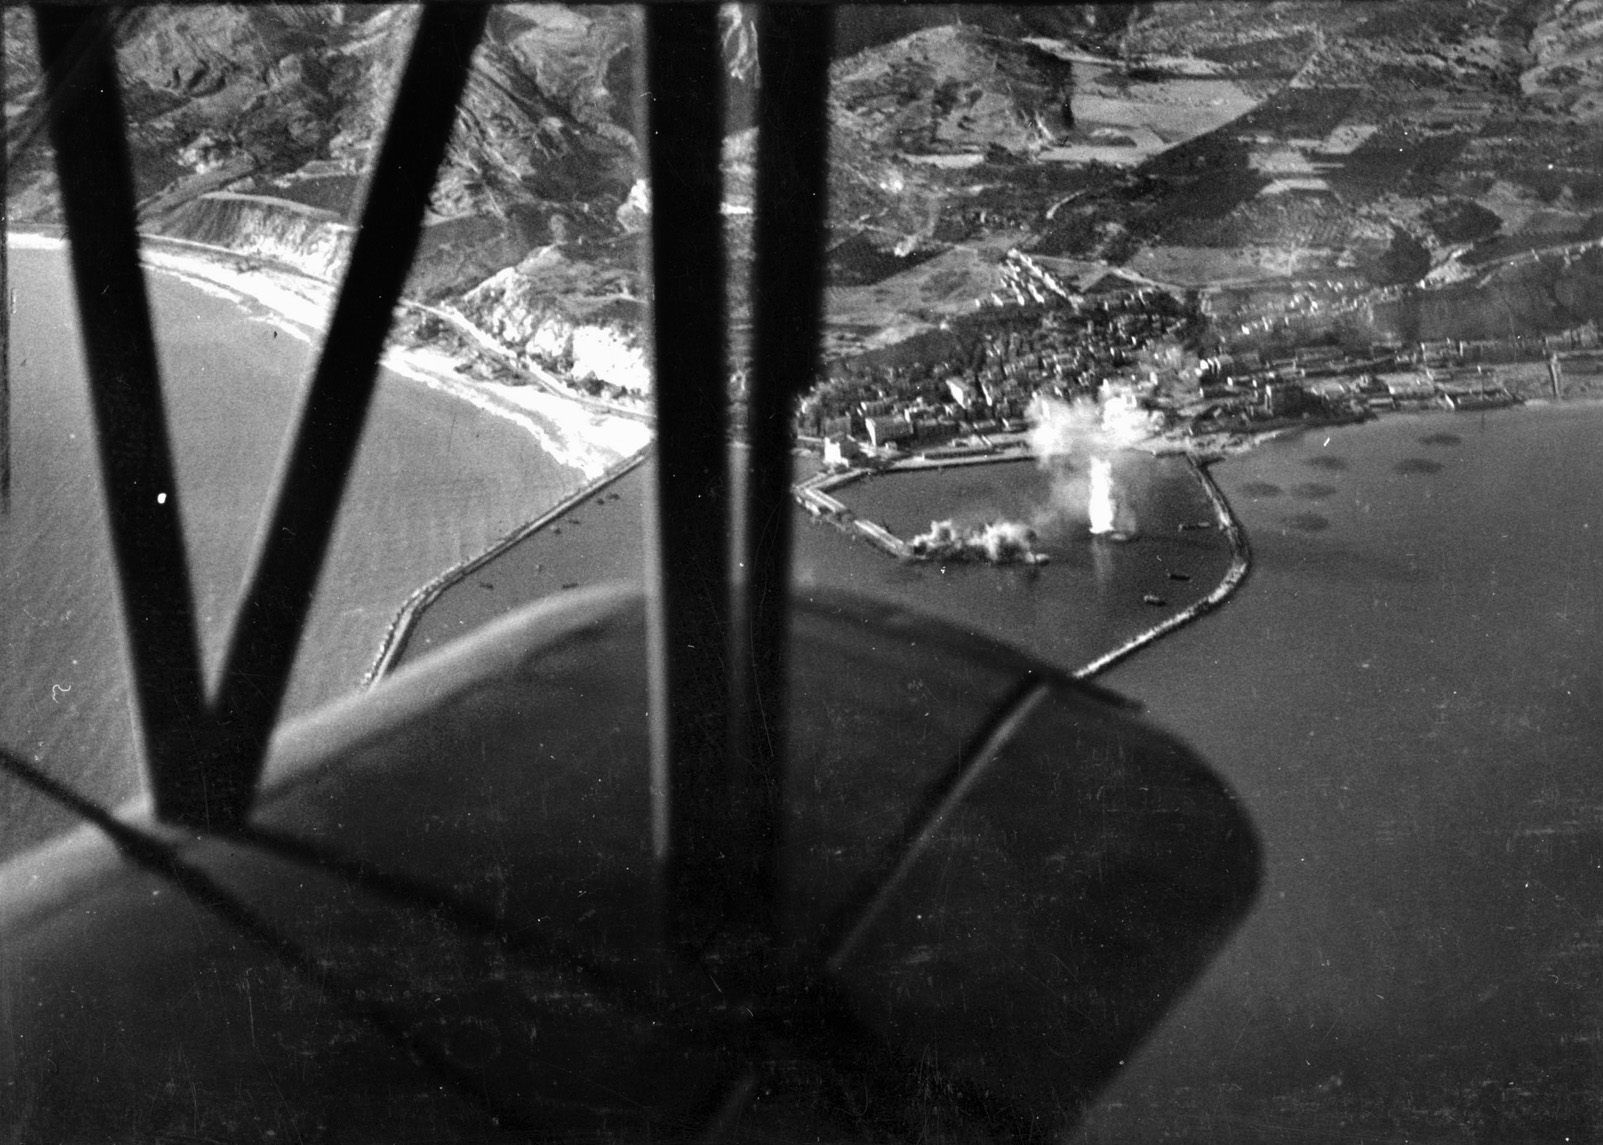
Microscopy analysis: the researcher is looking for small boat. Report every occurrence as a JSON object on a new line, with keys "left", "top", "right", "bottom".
{"left": 1178, "top": 521, "right": 1213, "bottom": 532}
{"left": 1143, "top": 593, "right": 1166, "bottom": 607}
{"left": 1167, "top": 571, "right": 1191, "bottom": 582}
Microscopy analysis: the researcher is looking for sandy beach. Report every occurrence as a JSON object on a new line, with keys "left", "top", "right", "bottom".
{"left": 8, "top": 229, "right": 653, "bottom": 482}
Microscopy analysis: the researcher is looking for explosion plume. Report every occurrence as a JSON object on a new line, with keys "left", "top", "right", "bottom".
{"left": 1027, "top": 389, "right": 1159, "bottom": 539}
{"left": 908, "top": 519, "right": 1049, "bottom": 565}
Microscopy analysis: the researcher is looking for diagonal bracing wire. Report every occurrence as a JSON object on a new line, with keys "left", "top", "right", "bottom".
{"left": 33, "top": 4, "right": 211, "bottom": 805}
{"left": 736, "top": 0, "right": 835, "bottom": 942}
{"left": 201, "top": 4, "right": 489, "bottom": 827}
{"left": 36, "top": 3, "right": 490, "bottom": 830}
{"left": 642, "top": 3, "right": 737, "bottom": 956}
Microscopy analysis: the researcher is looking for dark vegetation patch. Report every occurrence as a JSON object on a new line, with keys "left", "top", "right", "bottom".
{"left": 943, "top": 162, "right": 1109, "bottom": 237}
{"left": 128, "top": 152, "right": 195, "bottom": 204}
{"left": 406, "top": 215, "right": 526, "bottom": 301}
{"left": 1292, "top": 483, "right": 1338, "bottom": 501}
{"left": 1397, "top": 134, "right": 1474, "bottom": 198}
{"left": 1283, "top": 513, "right": 1330, "bottom": 533}
{"left": 1305, "top": 455, "right": 1349, "bottom": 471}
{"left": 1370, "top": 228, "right": 1433, "bottom": 288}
{"left": 121, "top": 82, "right": 189, "bottom": 122}
{"left": 1168, "top": 195, "right": 1358, "bottom": 250}
{"left": 1329, "top": 129, "right": 1470, "bottom": 201}
{"left": 1394, "top": 458, "right": 1444, "bottom": 475}
{"left": 1421, "top": 199, "right": 1502, "bottom": 245}
{"left": 1467, "top": 218, "right": 1603, "bottom": 266}
{"left": 1369, "top": 246, "right": 1603, "bottom": 341}
{"left": 1351, "top": 0, "right": 1504, "bottom": 45}
{"left": 1464, "top": 124, "right": 1603, "bottom": 211}
{"left": 827, "top": 232, "right": 945, "bottom": 287}
{"left": 1240, "top": 482, "right": 1283, "bottom": 497}
{"left": 1234, "top": 86, "right": 1360, "bottom": 138}
{"left": 1036, "top": 133, "right": 1265, "bottom": 257}
{"left": 847, "top": 302, "right": 1064, "bottom": 373}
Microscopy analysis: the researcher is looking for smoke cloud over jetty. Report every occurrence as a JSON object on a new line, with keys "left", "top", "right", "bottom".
{"left": 908, "top": 519, "right": 1049, "bottom": 565}
{"left": 902, "top": 389, "right": 1162, "bottom": 565}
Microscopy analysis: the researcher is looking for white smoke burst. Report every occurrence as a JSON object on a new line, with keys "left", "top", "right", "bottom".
{"left": 1027, "top": 388, "right": 1162, "bottom": 458}
{"left": 1087, "top": 457, "right": 1116, "bottom": 536}
{"left": 909, "top": 519, "right": 1048, "bottom": 565}
{"left": 1027, "top": 389, "right": 1160, "bottom": 538}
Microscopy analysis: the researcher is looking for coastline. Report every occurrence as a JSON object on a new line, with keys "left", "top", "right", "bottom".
{"left": 5, "top": 228, "right": 653, "bottom": 482}
{"left": 16, "top": 224, "right": 1558, "bottom": 702}
{"left": 8, "top": 228, "right": 653, "bottom": 698}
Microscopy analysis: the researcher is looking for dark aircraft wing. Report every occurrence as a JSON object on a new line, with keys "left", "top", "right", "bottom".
{"left": 3, "top": 584, "right": 1257, "bottom": 1141}
{"left": 1, "top": 6, "right": 1259, "bottom": 1141}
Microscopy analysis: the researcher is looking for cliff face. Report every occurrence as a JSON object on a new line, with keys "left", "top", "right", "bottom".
{"left": 459, "top": 248, "right": 648, "bottom": 396}
{"left": 150, "top": 192, "right": 352, "bottom": 281}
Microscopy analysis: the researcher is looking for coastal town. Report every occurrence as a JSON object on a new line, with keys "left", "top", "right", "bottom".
{"left": 794, "top": 249, "right": 1602, "bottom": 473}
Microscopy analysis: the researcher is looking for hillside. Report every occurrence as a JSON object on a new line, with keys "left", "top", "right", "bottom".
{"left": 6, "top": 2, "right": 1601, "bottom": 368}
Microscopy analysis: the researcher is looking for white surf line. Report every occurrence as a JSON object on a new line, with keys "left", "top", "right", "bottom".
{"left": 1072, "top": 456, "right": 1251, "bottom": 681}
{"left": 134, "top": 234, "right": 650, "bottom": 477}
{"left": 6, "top": 230, "right": 66, "bottom": 251}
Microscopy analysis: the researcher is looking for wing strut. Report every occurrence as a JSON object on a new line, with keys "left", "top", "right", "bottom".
{"left": 642, "top": 4, "right": 833, "bottom": 971}
{"left": 35, "top": 4, "right": 490, "bottom": 828}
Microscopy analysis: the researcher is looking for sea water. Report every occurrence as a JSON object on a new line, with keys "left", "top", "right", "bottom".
{"left": 1079, "top": 406, "right": 1603, "bottom": 1141}
{"left": 1, "top": 247, "right": 588, "bottom": 857}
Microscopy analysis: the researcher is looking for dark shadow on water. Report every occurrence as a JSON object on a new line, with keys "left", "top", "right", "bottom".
{"left": 1305, "top": 455, "right": 1348, "bottom": 471}
{"left": 1283, "top": 513, "right": 1330, "bottom": 533}
{"left": 1418, "top": 432, "right": 1462, "bottom": 446}
{"left": 1394, "top": 458, "right": 1444, "bottom": 475}
{"left": 882, "top": 562, "right": 928, "bottom": 584}
{"left": 1254, "top": 530, "right": 1429, "bottom": 586}
{"left": 1240, "top": 481, "right": 1283, "bottom": 497}
{"left": 1291, "top": 483, "right": 1338, "bottom": 501}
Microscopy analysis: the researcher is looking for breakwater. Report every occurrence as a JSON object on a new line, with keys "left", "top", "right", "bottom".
{"left": 802, "top": 450, "right": 1252, "bottom": 679}
{"left": 795, "top": 468, "right": 916, "bottom": 556}
{"left": 364, "top": 450, "right": 650, "bottom": 683}
{"left": 1072, "top": 457, "right": 1249, "bottom": 679}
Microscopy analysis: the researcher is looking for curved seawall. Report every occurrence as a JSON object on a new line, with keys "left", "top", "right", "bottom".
{"left": 1073, "top": 457, "right": 1251, "bottom": 680}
